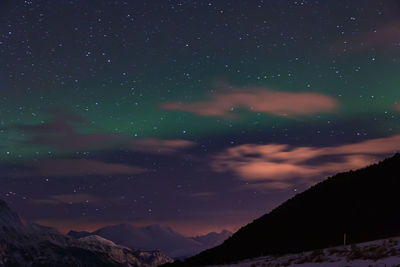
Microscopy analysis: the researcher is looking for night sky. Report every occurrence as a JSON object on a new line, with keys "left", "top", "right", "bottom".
{"left": 1, "top": 0, "right": 400, "bottom": 236}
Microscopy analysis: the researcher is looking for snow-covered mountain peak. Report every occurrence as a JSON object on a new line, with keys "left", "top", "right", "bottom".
{"left": 79, "top": 234, "right": 119, "bottom": 247}
{"left": 0, "top": 199, "right": 173, "bottom": 267}
{"left": 68, "top": 223, "right": 232, "bottom": 259}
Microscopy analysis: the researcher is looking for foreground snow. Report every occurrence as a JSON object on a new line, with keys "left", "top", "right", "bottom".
{"left": 211, "top": 236, "right": 400, "bottom": 267}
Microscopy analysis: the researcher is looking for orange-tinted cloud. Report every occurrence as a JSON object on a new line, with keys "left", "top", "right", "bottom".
{"left": 162, "top": 86, "right": 338, "bottom": 118}
{"left": 394, "top": 103, "right": 400, "bottom": 112}
{"left": 212, "top": 134, "right": 400, "bottom": 189}
{"left": 362, "top": 20, "right": 400, "bottom": 50}
{"left": 24, "top": 159, "right": 145, "bottom": 177}
{"left": 334, "top": 20, "right": 400, "bottom": 52}
{"left": 129, "top": 138, "right": 196, "bottom": 154}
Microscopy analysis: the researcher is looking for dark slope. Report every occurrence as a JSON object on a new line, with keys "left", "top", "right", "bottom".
{"left": 0, "top": 199, "right": 25, "bottom": 229}
{"left": 168, "top": 153, "right": 400, "bottom": 266}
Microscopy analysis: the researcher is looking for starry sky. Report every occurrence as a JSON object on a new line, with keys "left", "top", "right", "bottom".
{"left": 1, "top": 0, "right": 400, "bottom": 236}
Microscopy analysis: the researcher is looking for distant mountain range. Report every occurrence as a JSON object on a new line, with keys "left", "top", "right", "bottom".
{"left": 0, "top": 199, "right": 172, "bottom": 266}
{"left": 68, "top": 224, "right": 231, "bottom": 259}
{"left": 166, "top": 153, "right": 400, "bottom": 266}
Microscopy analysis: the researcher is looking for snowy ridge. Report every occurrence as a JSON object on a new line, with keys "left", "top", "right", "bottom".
{"left": 211, "top": 236, "right": 400, "bottom": 267}
{"left": 68, "top": 223, "right": 232, "bottom": 259}
{"left": 0, "top": 200, "right": 173, "bottom": 267}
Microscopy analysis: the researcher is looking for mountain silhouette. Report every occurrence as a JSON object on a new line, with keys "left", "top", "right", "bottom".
{"left": 68, "top": 224, "right": 231, "bottom": 259}
{"left": 0, "top": 200, "right": 172, "bottom": 266}
{"left": 166, "top": 153, "right": 400, "bottom": 266}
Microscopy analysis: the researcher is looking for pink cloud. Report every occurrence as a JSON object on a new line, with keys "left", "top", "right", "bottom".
{"left": 363, "top": 21, "right": 400, "bottom": 49}
{"left": 212, "top": 134, "right": 400, "bottom": 189}
{"left": 328, "top": 134, "right": 400, "bottom": 155}
{"left": 29, "top": 159, "right": 145, "bottom": 177}
{"left": 334, "top": 20, "right": 400, "bottom": 52}
{"left": 129, "top": 138, "right": 196, "bottom": 154}
{"left": 394, "top": 103, "right": 400, "bottom": 112}
{"left": 162, "top": 86, "right": 338, "bottom": 118}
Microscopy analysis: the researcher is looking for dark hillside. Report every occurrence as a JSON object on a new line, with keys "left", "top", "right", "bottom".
{"left": 167, "top": 153, "right": 400, "bottom": 266}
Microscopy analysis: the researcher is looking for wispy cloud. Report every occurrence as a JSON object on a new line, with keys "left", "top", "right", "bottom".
{"left": 6, "top": 110, "right": 198, "bottom": 178}
{"left": 162, "top": 84, "right": 338, "bottom": 118}
{"left": 16, "top": 109, "right": 85, "bottom": 134}
{"left": 129, "top": 138, "right": 196, "bottom": 154}
{"left": 394, "top": 103, "right": 400, "bottom": 112}
{"left": 19, "top": 159, "right": 145, "bottom": 177}
{"left": 13, "top": 110, "right": 196, "bottom": 154}
{"left": 333, "top": 20, "right": 400, "bottom": 52}
{"left": 212, "top": 135, "right": 400, "bottom": 189}
{"left": 13, "top": 109, "right": 125, "bottom": 150}
{"left": 28, "top": 133, "right": 124, "bottom": 150}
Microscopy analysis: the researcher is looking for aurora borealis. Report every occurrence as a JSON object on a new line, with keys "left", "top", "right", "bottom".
{"left": 1, "top": 0, "right": 400, "bottom": 235}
